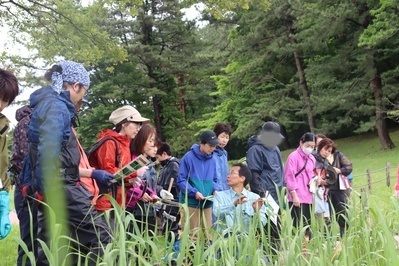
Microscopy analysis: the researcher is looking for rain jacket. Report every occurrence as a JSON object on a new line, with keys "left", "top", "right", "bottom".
{"left": 246, "top": 135, "right": 284, "bottom": 203}
{"left": 0, "top": 113, "right": 11, "bottom": 192}
{"left": 284, "top": 147, "right": 316, "bottom": 204}
{"left": 158, "top": 157, "right": 180, "bottom": 199}
{"left": 89, "top": 129, "right": 131, "bottom": 211}
{"left": 22, "top": 86, "right": 77, "bottom": 195}
{"left": 213, "top": 147, "right": 229, "bottom": 191}
{"left": 177, "top": 144, "right": 217, "bottom": 209}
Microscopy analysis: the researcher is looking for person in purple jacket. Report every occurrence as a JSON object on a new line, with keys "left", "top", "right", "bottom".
{"left": 284, "top": 132, "right": 317, "bottom": 241}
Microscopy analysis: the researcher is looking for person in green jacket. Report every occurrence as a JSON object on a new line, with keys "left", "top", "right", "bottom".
{"left": 0, "top": 68, "right": 19, "bottom": 240}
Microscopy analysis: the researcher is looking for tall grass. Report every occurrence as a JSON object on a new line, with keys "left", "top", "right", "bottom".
{"left": 7, "top": 188, "right": 399, "bottom": 265}
{"left": 3, "top": 130, "right": 399, "bottom": 265}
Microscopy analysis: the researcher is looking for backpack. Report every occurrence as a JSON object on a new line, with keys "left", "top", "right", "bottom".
{"left": 9, "top": 105, "right": 32, "bottom": 188}
{"left": 87, "top": 137, "right": 121, "bottom": 168}
{"left": 87, "top": 137, "right": 121, "bottom": 196}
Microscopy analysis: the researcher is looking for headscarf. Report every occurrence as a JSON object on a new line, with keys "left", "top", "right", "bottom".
{"left": 51, "top": 60, "right": 90, "bottom": 94}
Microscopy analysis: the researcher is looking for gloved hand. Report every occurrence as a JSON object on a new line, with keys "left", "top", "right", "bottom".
{"left": 22, "top": 186, "right": 44, "bottom": 205}
{"left": 22, "top": 185, "right": 33, "bottom": 198}
{"left": 160, "top": 189, "right": 174, "bottom": 200}
{"left": 91, "top": 170, "right": 115, "bottom": 184}
{"left": 0, "top": 191, "right": 11, "bottom": 240}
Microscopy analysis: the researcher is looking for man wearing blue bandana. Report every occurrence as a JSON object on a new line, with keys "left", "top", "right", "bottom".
{"left": 19, "top": 60, "right": 110, "bottom": 265}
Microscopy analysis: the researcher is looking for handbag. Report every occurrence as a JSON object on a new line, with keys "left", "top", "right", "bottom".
{"left": 338, "top": 174, "right": 350, "bottom": 190}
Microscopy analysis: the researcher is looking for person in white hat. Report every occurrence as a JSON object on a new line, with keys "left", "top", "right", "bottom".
{"left": 89, "top": 105, "right": 150, "bottom": 212}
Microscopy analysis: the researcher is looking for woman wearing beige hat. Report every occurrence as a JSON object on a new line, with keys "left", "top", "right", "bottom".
{"left": 89, "top": 105, "right": 150, "bottom": 211}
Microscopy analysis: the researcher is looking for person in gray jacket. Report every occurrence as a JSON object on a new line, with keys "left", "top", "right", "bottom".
{"left": 246, "top": 122, "right": 285, "bottom": 204}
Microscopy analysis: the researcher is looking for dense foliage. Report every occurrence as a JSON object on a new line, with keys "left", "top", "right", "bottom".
{"left": 1, "top": 0, "right": 399, "bottom": 157}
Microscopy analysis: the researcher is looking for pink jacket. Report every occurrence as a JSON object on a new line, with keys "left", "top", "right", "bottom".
{"left": 284, "top": 147, "right": 316, "bottom": 204}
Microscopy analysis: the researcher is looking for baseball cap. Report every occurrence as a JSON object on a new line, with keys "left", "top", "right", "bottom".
{"left": 261, "top": 121, "right": 284, "bottom": 139}
{"left": 199, "top": 130, "right": 220, "bottom": 146}
{"left": 109, "top": 105, "right": 150, "bottom": 126}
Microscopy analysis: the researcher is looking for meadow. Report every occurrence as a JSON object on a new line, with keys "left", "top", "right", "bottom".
{"left": 1, "top": 130, "right": 399, "bottom": 265}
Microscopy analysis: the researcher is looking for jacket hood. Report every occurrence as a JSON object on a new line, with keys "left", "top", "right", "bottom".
{"left": 29, "top": 86, "right": 55, "bottom": 109}
{"left": 98, "top": 128, "right": 130, "bottom": 144}
{"left": 15, "top": 105, "right": 32, "bottom": 122}
{"left": 30, "top": 86, "right": 75, "bottom": 118}
{"left": 213, "top": 146, "right": 226, "bottom": 157}
{"left": 191, "top": 143, "right": 213, "bottom": 160}
{"left": 247, "top": 135, "right": 262, "bottom": 149}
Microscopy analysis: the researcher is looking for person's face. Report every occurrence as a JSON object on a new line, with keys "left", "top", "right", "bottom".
{"left": 69, "top": 83, "right": 88, "bottom": 105}
{"left": 227, "top": 166, "right": 245, "bottom": 187}
{"left": 319, "top": 145, "right": 332, "bottom": 158}
{"left": 122, "top": 122, "right": 142, "bottom": 140}
{"left": 316, "top": 137, "right": 323, "bottom": 146}
{"left": 0, "top": 98, "right": 9, "bottom": 113}
{"left": 259, "top": 131, "right": 283, "bottom": 147}
{"left": 200, "top": 142, "right": 217, "bottom": 155}
{"left": 217, "top": 132, "right": 230, "bottom": 148}
{"left": 156, "top": 152, "right": 168, "bottom": 162}
{"left": 143, "top": 133, "right": 157, "bottom": 157}
{"left": 301, "top": 141, "right": 315, "bottom": 150}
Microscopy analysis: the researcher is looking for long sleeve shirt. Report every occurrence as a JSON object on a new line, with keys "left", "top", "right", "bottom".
{"left": 213, "top": 188, "right": 267, "bottom": 235}
{"left": 284, "top": 147, "right": 316, "bottom": 204}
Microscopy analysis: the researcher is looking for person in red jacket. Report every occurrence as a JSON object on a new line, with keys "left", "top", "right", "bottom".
{"left": 89, "top": 105, "right": 151, "bottom": 211}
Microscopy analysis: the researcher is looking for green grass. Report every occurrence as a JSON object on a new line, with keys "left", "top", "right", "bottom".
{"left": 3, "top": 129, "right": 399, "bottom": 265}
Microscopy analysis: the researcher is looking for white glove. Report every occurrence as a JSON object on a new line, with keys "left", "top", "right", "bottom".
{"left": 160, "top": 189, "right": 174, "bottom": 200}
{"left": 152, "top": 200, "right": 163, "bottom": 207}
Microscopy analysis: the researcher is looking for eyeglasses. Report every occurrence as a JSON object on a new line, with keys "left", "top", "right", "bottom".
{"left": 82, "top": 86, "right": 89, "bottom": 97}
{"left": 229, "top": 171, "right": 239, "bottom": 175}
{"left": 132, "top": 122, "right": 143, "bottom": 129}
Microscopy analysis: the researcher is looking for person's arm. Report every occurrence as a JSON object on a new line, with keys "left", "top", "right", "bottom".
{"left": 36, "top": 104, "right": 68, "bottom": 195}
{"left": 247, "top": 147, "right": 265, "bottom": 197}
{"left": 212, "top": 162, "right": 219, "bottom": 194}
{"left": 177, "top": 156, "right": 197, "bottom": 198}
{"left": 284, "top": 153, "right": 299, "bottom": 193}
{"left": 284, "top": 153, "right": 301, "bottom": 206}
{"left": 0, "top": 115, "right": 11, "bottom": 192}
{"left": 212, "top": 192, "right": 235, "bottom": 219}
{"left": 338, "top": 152, "right": 352, "bottom": 176}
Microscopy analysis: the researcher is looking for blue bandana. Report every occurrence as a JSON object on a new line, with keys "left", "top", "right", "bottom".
{"left": 51, "top": 60, "right": 90, "bottom": 94}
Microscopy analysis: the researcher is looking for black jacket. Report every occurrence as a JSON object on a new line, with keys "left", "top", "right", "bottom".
{"left": 157, "top": 157, "right": 180, "bottom": 200}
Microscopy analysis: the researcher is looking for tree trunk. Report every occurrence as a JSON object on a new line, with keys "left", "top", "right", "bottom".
{"left": 152, "top": 94, "right": 164, "bottom": 141}
{"left": 293, "top": 50, "right": 317, "bottom": 132}
{"left": 371, "top": 72, "right": 395, "bottom": 149}
{"left": 177, "top": 73, "right": 187, "bottom": 122}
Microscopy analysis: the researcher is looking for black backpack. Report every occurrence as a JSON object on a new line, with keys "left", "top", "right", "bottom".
{"left": 87, "top": 137, "right": 121, "bottom": 196}
{"left": 87, "top": 137, "right": 121, "bottom": 168}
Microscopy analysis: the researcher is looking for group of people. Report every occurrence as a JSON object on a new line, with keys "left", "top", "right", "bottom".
{"left": 0, "top": 61, "right": 355, "bottom": 264}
